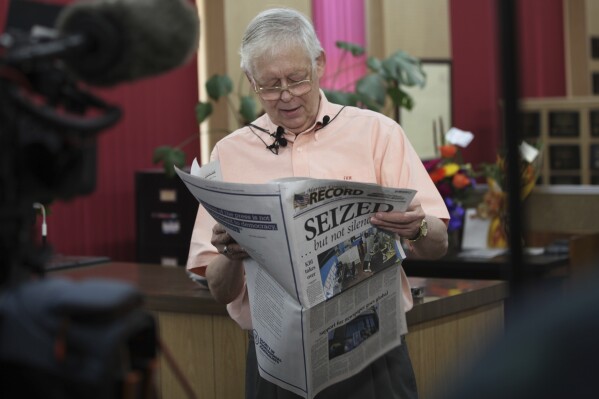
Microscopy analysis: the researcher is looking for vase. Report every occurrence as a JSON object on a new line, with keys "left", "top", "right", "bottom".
{"left": 445, "top": 198, "right": 465, "bottom": 255}
{"left": 447, "top": 228, "right": 463, "bottom": 255}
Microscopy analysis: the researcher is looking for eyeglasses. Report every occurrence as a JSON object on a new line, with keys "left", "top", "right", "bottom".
{"left": 253, "top": 78, "right": 313, "bottom": 101}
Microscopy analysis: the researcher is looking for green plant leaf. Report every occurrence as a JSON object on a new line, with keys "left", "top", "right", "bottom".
{"left": 152, "top": 146, "right": 186, "bottom": 178}
{"left": 356, "top": 74, "right": 386, "bottom": 108}
{"left": 335, "top": 41, "right": 365, "bottom": 56}
{"left": 366, "top": 56, "right": 382, "bottom": 73}
{"left": 387, "top": 87, "right": 414, "bottom": 110}
{"left": 387, "top": 51, "right": 426, "bottom": 88}
{"left": 195, "top": 101, "right": 213, "bottom": 124}
{"left": 239, "top": 95, "right": 257, "bottom": 124}
{"left": 354, "top": 92, "right": 382, "bottom": 112}
{"left": 322, "top": 90, "right": 359, "bottom": 106}
{"left": 152, "top": 146, "right": 170, "bottom": 163}
{"left": 206, "top": 74, "right": 233, "bottom": 101}
{"left": 379, "top": 57, "right": 397, "bottom": 81}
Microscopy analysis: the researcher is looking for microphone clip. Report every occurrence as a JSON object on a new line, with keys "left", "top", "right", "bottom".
{"left": 267, "top": 126, "right": 287, "bottom": 155}
{"left": 315, "top": 115, "right": 330, "bottom": 131}
{"left": 249, "top": 110, "right": 343, "bottom": 155}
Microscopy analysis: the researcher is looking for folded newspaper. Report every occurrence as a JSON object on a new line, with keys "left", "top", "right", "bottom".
{"left": 176, "top": 160, "right": 417, "bottom": 398}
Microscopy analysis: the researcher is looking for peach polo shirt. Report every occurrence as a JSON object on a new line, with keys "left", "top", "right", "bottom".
{"left": 187, "top": 91, "right": 449, "bottom": 330}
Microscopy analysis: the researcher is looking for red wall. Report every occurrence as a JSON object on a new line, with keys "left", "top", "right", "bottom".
{"left": 0, "top": 1, "right": 8, "bottom": 28}
{"left": 450, "top": 0, "right": 566, "bottom": 166}
{"left": 450, "top": 0, "right": 501, "bottom": 166}
{"left": 47, "top": 68, "right": 199, "bottom": 261}
{"left": 517, "top": 0, "right": 566, "bottom": 97}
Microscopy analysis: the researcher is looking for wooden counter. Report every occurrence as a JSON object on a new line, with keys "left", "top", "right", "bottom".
{"left": 52, "top": 263, "right": 508, "bottom": 399}
{"left": 405, "top": 277, "right": 507, "bottom": 399}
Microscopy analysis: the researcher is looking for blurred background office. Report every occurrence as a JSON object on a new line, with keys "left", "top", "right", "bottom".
{"left": 1, "top": 0, "right": 597, "bottom": 267}
{"left": 2, "top": 1, "right": 599, "bottom": 398}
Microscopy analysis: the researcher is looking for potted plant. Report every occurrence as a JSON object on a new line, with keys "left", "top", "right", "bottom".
{"left": 323, "top": 41, "right": 426, "bottom": 123}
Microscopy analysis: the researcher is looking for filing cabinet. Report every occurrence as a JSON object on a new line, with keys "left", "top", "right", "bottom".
{"left": 135, "top": 170, "right": 198, "bottom": 266}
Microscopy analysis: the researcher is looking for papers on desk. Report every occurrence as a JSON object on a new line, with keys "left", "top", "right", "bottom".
{"left": 461, "top": 208, "right": 492, "bottom": 251}
{"left": 459, "top": 248, "right": 506, "bottom": 259}
{"left": 459, "top": 208, "right": 545, "bottom": 259}
{"left": 458, "top": 247, "right": 545, "bottom": 259}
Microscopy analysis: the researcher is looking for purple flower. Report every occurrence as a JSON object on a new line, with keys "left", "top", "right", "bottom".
{"left": 423, "top": 158, "right": 442, "bottom": 172}
{"left": 445, "top": 197, "right": 465, "bottom": 232}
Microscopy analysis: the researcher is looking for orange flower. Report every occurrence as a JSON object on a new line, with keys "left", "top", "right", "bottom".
{"left": 439, "top": 145, "right": 458, "bottom": 159}
{"left": 429, "top": 168, "right": 446, "bottom": 183}
{"left": 452, "top": 173, "right": 471, "bottom": 189}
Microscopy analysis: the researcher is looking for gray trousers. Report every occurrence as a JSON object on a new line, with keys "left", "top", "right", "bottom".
{"left": 245, "top": 334, "right": 418, "bottom": 399}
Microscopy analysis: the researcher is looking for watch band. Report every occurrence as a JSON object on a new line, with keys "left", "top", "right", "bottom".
{"left": 408, "top": 218, "right": 428, "bottom": 242}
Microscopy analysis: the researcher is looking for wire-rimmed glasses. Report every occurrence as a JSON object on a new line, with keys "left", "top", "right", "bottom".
{"left": 253, "top": 78, "right": 313, "bottom": 101}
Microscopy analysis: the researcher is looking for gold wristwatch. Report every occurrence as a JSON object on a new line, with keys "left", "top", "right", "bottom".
{"left": 408, "top": 218, "right": 428, "bottom": 242}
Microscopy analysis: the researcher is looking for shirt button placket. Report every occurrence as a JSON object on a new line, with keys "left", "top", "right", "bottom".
{"left": 292, "top": 135, "right": 310, "bottom": 176}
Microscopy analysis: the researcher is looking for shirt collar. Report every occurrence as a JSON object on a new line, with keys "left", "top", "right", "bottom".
{"left": 261, "top": 90, "right": 342, "bottom": 138}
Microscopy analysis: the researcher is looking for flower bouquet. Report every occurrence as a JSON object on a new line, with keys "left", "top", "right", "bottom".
{"left": 424, "top": 128, "right": 476, "bottom": 235}
{"left": 477, "top": 141, "right": 543, "bottom": 248}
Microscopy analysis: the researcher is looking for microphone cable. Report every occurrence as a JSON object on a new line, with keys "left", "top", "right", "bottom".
{"left": 248, "top": 106, "right": 346, "bottom": 155}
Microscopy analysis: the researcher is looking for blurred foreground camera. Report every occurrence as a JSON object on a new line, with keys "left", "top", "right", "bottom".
{"left": 0, "top": 0, "right": 199, "bottom": 397}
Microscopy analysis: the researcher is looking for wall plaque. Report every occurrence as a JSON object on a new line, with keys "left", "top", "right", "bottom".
{"left": 593, "top": 37, "right": 599, "bottom": 59}
{"left": 550, "top": 175, "right": 581, "bottom": 185}
{"left": 519, "top": 111, "right": 540, "bottom": 138}
{"left": 549, "top": 111, "right": 580, "bottom": 137}
{"left": 591, "top": 110, "right": 599, "bottom": 137}
{"left": 549, "top": 145, "right": 580, "bottom": 170}
{"left": 591, "top": 144, "right": 599, "bottom": 171}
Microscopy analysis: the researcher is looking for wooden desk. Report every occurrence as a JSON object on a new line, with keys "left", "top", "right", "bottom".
{"left": 52, "top": 263, "right": 508, "bottom": 399}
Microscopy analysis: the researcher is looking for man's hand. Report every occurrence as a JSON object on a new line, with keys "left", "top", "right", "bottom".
{"left": 370, "top": 198, "right": 448, "bottom": 259}
{"left": 211, "top": 223, "right": 249, "bottom": 260}
{"left": 369, "top": 198, "right": 425, "bottom": 240}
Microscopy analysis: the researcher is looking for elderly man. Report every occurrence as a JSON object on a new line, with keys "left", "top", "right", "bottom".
{"left": 187, "top": 7, "right": 449, "bottom": 399}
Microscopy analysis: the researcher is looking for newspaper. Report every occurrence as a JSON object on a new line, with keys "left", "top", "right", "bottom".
{"left": 176, "top": 161, "right": 416, "bottom": 398}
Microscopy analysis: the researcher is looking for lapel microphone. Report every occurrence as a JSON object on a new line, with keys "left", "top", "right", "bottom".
{"left": 267, "top": 126, "right": 287, "bottom": 154}
{"left": 274, "top": 126, "right": 287, "bottom": 147}
{"left": 250, "top": 112, "right": 337, "bottom": 155}
{"left": 272, "top": 114, "right": 331, "bottom": 151}
{"left": 315, "top": 115, "right": 330, "bottom": 131}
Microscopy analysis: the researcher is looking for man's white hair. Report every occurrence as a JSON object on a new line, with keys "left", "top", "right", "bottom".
{"left": 240, "top": 8, "right": 324, "bottom": 78}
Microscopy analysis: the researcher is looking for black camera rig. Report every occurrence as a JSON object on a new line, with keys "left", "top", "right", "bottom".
{"left": 0, "top": 22, "right": 158, "bottom": 399}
